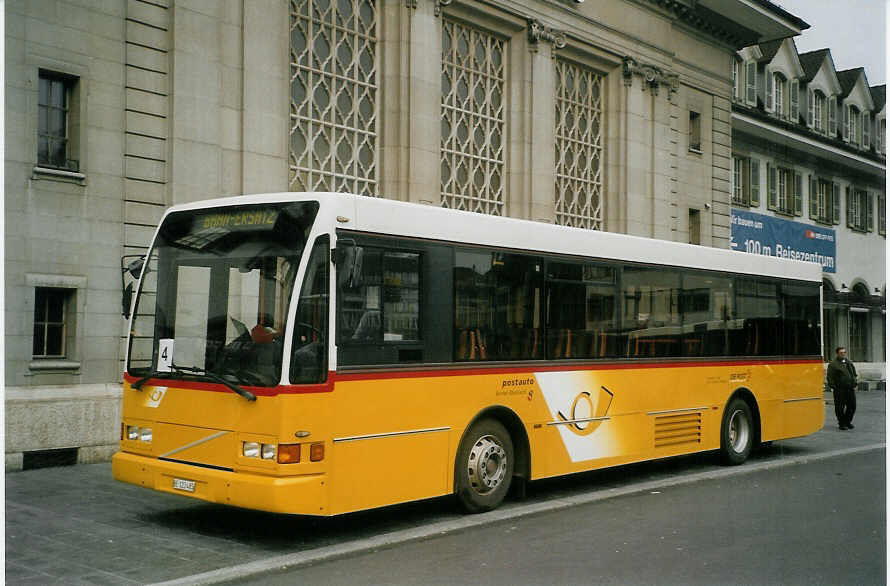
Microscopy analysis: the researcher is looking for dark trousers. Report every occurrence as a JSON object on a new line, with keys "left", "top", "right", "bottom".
{"left": 833, "top": 385, "right": 857, "bottom": 426}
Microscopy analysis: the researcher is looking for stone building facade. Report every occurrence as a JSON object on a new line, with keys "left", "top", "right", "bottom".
{"left": 4, "top": 0, "right": 806, "bottom": 468}
{"left": 730, "top": 38, "right": 886, "bottom": 386}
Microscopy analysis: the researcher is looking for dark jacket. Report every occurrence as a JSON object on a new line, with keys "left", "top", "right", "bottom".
{"left": 827, "top": 357, "right": 857, "bottom": 391}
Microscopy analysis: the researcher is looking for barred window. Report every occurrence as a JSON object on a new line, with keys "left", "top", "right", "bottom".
{"left": 289, "top": 0, "right": 378, "bottom": 196}
{"left": 440, "top": 19, "right": 505, "bottom": 215}
{"left": 554, "top": 59, "right": 604, "bottom": 230}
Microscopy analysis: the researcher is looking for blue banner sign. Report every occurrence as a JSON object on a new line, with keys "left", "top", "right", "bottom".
{"left": 730, "top": 208, "right": 836, "bottom": 273}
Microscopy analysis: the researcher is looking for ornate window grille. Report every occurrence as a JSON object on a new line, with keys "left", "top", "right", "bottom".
{"left": 555, "top": 59, "right": 604, "bottom": 230}
{"left": 289, "top": 0, "right": 377, "bottom": 196}
{"left": 440, "top": 19, "right": 505, "bottom": 215}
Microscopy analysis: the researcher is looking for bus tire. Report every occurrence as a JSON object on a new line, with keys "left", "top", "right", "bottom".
{"left": 455, "top": 419, "right": 514, "bottom": 513}
{"left": 720, "top": 397, "right": 753, "bottom": 465}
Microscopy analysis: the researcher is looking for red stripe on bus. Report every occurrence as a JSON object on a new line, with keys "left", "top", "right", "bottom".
{"left": 126, "top": 357, "right": 822, "bottom": 396}
{"left": 122, "top": 372, "right": 335, "bottom": 396}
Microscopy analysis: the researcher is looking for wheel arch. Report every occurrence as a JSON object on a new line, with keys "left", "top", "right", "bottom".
{"left": 725, "top": 387, "right": 762, "bottom": 445}
{"left": 459, "top": 405, "right": 531, "bottom": 482}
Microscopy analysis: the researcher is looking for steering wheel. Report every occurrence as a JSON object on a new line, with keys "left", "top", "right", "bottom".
{"left": 296, "top": 321, "right": 323, "bottom": 341}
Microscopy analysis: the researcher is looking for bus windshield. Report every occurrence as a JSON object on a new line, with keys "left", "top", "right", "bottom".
{"left": 127, "top": 201, "right": 319, "bottom": 387}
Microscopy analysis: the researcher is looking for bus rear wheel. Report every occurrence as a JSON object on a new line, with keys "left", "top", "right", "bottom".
{"left": 720, "top": 397, "right": 753, "bottom": 465}
{"left": 455, "top": 419, "right": 514, "bottom": 513}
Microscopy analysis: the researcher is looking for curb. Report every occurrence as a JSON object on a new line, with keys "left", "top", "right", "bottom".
{"left": 151, "top": 443, "right": 885, "bottom": 586}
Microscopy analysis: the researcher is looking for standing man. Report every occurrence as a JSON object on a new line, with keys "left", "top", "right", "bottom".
{"left": 827, "top": 346, "right": 858, "bottom": 430}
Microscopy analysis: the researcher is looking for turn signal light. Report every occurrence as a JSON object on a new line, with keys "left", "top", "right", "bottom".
{"left": 310, "top": 442, "right": 324, "bottom": 462}
{"left": 277, "top": 444, "right": 301, "bottom": 464}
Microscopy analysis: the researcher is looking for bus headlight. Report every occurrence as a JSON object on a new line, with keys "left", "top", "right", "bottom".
{"left": 126, "top": 425, "right": 139, "bottom": 440}
{"left": 261, "top": 443, "right": 276, "bottom": 460}
{"left": 139, "top": 427, "right": 152, "bottom": 443}
{"left": 242, "top": 441, "right": 260, "bottom": 458}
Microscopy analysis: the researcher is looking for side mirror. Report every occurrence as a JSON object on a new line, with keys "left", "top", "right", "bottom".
{"left": 334, "top": 239, "right": 362, "bottom": 289}
{"left": 125, "top": 257, "right": 145, "bottom": 279}
{"left": 122, "top": 282, "right": 134, "bottom": 320}
{"left": 121, "top": 255, "right": 146, "bottom": 319}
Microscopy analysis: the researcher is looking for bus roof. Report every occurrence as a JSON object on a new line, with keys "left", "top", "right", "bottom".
{"left": 164, "top": 192, "right": 824, "bottom": 283}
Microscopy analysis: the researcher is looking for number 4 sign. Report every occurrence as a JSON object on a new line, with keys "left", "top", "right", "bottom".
{"left": 158, "top": 339, "right": 174, "bottom": 372}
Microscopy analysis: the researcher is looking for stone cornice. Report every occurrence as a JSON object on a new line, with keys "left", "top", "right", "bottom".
{"left": 645, "top": 0, "right": 753, "bottom": 48}
{"left": 622, "top": 56, "right": 679, "bottom": 96}
{"left": 434, "top": 0, "right": 452, "bottom": 16}
{"left": 527, "top": 18, "right": 566, "bottom": 51}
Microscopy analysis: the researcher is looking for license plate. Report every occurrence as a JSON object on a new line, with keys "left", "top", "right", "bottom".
{"left": 172, "top": 478, "right": 195, "bottom": 492}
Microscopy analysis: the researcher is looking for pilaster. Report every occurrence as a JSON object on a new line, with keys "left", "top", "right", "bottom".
{"left": 405, "top": 0, "right": 441, "bottom": 204}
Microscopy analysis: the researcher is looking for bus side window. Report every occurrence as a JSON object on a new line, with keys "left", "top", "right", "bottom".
{"left": 338, "top": 246, "right": 421, "bottom": 344}
{"left": 290, "top": 236, "right": 329, "bottom": 384}
{"left": 454, "top": 250, "right": 542, "bottom": 361}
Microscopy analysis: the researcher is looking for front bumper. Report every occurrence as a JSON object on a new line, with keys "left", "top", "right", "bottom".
{"left": 112, "top": 451, "right": 329, "bottom": 515}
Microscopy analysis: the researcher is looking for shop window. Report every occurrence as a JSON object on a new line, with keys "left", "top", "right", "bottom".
{"left": 849, "top": 309, "right": 869, "bottom": 362}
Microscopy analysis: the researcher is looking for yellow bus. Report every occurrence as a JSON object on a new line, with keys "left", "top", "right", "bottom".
{"left": 113, "top": 192, "right": 824, "bottom": 514}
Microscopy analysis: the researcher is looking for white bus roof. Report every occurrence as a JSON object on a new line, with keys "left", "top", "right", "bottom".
{"left": 164, "top": 192, "right": 823, "bottom": 283}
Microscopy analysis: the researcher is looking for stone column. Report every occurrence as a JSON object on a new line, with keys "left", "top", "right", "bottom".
{"left": 711, "top": 94, "right": 732, "bottom": 247}
{"left": 404, "top": 0, "right": 441, "bottom": 204}
{"left": 169, "top": 2, "right": 222, "bottom": 203}
{"left": 241, "top": 0, "right": 289, "bottom": 194}
{"left": 526, "top": 20, "right": 558, "bottom": 223}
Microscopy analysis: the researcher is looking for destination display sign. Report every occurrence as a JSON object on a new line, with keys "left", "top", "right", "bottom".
{"left": 197, "top": 209, "right": 280, "bottom": 231}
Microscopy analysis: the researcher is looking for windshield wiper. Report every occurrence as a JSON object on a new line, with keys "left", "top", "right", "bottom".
{"left": 130, "top": 364, "right": 257, "bottom": 402}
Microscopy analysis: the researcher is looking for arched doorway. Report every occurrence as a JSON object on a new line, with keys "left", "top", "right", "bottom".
{"left": 822, "top": 279, "right": 837, "bottom": 362}
{"left": 849, "top": 283, "right": 872, "bottom": 362}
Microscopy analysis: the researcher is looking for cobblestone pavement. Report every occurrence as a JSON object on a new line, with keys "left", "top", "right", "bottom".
{"left": 6, "top": 390, "right": 885, "bottom": 585}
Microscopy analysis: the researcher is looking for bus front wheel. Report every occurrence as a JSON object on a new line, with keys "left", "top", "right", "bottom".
{"left": 455, "top": 419, "right": 514, "bottom": 513}
{"left": 720, "top": 397, "right": 753, "bottom": 465}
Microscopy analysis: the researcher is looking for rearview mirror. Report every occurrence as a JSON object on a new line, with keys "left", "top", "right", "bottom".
{"left": 334, "top": 239, "right": 362, "bottom": 289}
{"left": 121, "top": 255, "right": 146, "bottom": 319}
{"left": 122, "top": 283, "right": 134, "bottom": 320}
{"left": 125, "top": 257, "right": 145, "bottom": 279}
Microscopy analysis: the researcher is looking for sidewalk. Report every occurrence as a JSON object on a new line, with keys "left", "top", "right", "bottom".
{"left": 5, "top": 390, "right": 885, "bottom": 585}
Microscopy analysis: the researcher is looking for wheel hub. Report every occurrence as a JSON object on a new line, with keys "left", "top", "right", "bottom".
{"left": 728, "top": 409, "right": 750, "bottom": 452}
{"left": 468, "top": 435, "right": 507, "bottom": 495}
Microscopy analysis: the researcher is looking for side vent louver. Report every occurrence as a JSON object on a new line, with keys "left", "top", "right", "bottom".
{"left": 654, "top": 412, "right": 702, "bottom": 448}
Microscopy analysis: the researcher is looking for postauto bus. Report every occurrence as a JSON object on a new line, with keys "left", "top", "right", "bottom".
{"left": 113, "top": 192, "right": 824, "bottom": 514}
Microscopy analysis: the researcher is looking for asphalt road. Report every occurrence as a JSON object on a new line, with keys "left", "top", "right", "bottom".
{"left": 4, "top": 389, "right": 886, "bottom": 585}
{"left": 238, "top": 449, "right": 886, "bottom": 586}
